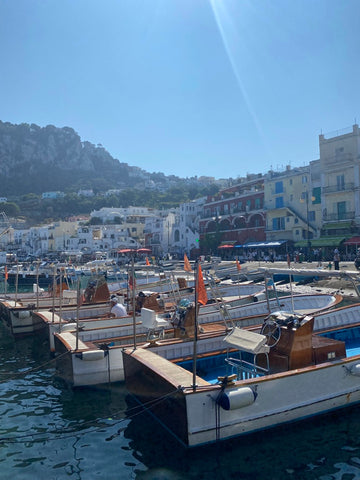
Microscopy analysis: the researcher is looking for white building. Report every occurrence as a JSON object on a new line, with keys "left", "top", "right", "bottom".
{"left": 144, "top": 199, "right": 204, "bottom": 257}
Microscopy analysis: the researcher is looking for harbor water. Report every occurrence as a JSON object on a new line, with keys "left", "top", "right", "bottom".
{"left": 2, "top": 324, "right": 360, "bottom": 479}
{"left": 2, "top": 276, "right": 360, "bottom": 479}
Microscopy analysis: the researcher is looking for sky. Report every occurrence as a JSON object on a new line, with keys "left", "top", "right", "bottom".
{"left": 1, "top": 0, "right": 360, "bottom": 180}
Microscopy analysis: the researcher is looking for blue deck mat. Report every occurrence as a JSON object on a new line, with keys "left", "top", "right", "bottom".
{"left": 177, "top": 326, "right": 360, "bottom": 384}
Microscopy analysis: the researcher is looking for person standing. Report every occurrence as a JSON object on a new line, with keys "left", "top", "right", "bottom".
{"left": 333, "top": 248, "right": 340, "bottom": 271}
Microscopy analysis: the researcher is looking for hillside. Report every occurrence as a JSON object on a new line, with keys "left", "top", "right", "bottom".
{"left": 0, "top": 121, "right": 156, "bottom": 195}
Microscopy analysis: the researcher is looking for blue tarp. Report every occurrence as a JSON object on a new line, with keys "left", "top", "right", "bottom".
{"left": 234, "top": 240, "right": 287, "bottom": 248}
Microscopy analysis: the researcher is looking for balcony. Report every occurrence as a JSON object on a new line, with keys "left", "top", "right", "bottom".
{"left": 323, "top": 211, "right": 355, "bottom": 221}
{"left": 323, "top": 183, "right": 354, "bottom": 194}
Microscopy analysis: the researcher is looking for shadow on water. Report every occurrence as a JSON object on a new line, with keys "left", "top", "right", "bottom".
{"left": 123, "top": 394, "right": 360, "bottom": 480}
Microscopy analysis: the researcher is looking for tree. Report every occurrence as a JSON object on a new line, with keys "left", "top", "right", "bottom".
{"left": 2, "top": 202, "right": 20, "bottom": 217}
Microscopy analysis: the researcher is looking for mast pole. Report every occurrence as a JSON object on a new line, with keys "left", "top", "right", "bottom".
{"left": 192, "top": 259, "right": 199, "bottom": 391}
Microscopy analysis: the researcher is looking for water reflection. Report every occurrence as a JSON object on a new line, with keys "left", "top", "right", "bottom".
{"left": 124, "top": 398, "right": 360, "bottom": 480}
{"left": 2, "top": 322, "right": 360, "bottom": 479}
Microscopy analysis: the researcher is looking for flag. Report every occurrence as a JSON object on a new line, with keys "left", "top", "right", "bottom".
{"left": 4, "top": 266, "right": 8, "bottom": 281}
{"left": 145, "top": 257, "right": 151, "bottom": 266}
{"left": 196, "top": 264, "right": 208, "bottom": 305}
{"left": 184, "top": 253, "right": 192, "bottom": 272}
{"left": 236, "top": 259, "right": 241, "bottom": 271}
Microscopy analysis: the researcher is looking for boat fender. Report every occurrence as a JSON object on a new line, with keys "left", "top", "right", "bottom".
{"left": 253, "top": 293, "right": 265, "bottom": 302}
{"left": 79, "top": 350, "right": 106, "bottom": 361}
{"left": 350, "top": 363, "right": 360, "bottom": 376}
{"left": 217, "top": 387, "right": 257, "bottom": 411}
{"left": 61, "top": 323, "right": 78, "bottom": 332}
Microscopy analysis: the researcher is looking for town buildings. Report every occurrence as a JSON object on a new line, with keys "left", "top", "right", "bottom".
{"left": 1, "top": 123, "right": 360, "bottom": 263}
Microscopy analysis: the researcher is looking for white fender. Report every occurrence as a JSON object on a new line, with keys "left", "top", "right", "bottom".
{"left": 350, "top": 363, "right": 360, "bottom": 376}
{"left": 61, "top": 323, "right": 78, "bottom": 332}
{"left": 253, "top": 293, "right": 266, "bottom": 302}
{"left": 218, "top": 387, "right": 256, "bottom": 410}
{"left": 80, "top": 350, "right": 105, "bottom": 361}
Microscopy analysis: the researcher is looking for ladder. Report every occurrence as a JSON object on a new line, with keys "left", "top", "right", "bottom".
{"left": 205, "top": 273, "right": 234, "bottom": 330}
{"left": 165, "top": 271, "right": 182, "bottom": 305}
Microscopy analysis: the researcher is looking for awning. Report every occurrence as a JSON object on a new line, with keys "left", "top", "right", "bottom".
{"left": 239, "top": 240, "right": 287, "bottom": 248}
{"left": 322, "top": 222, "right": 352, "bottom": 230}
{"left": 344, "top": 236, "right": 360, "bottom": 245}
{"left": 218, "top": 244, "right": 235, "bottom": 249}
{"left": 294, "top": 237, "right": 346, "bottom": 248}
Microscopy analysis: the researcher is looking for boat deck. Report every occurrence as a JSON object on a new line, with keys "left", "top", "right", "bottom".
{"left": 178, "top": 326, "right": 360, "bottom": 384}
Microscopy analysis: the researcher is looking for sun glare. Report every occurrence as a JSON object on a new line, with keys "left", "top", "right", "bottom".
{"left": 208, "top": 0, "right": 264, "bottom": 138}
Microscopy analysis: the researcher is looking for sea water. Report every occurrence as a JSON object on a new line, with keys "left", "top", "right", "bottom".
{"left": 2, "top": 325, "right": 360, "bottom": 478}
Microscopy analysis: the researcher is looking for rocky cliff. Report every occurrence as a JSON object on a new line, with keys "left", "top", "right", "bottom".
{"left": 0, "top": 121, "right": 143, "bottom": 195}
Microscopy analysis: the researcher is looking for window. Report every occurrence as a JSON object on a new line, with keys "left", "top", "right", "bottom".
{"left": 275, "top": 197, "right": 284, "bottom": 208}
{"left": 275, "top": 181, "right": 283, "bottom": 194}
{"left": 302, "top": 176, "right": 308, "bottom": 184}
{"left": 255, "top": 198, "right": 261, "bottom": 209}
{"left": 336, "top": 175, "right": 345, "bottom": 191}
{"left": 272, "top": 217, "right": 285, "bottom": 231}
{"left": 337, "top": 201, "right": 346, "bottom": 219}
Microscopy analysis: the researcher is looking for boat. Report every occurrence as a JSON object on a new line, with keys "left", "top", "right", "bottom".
{"left": 4, "top": 261, "right": 76, "bottom": 287}
{"left": 0, "top": 275, "right": 111, "bottom": 336}
{"left": 52, "top": 290, "right": 341, "bottom": 387}
{"left": 122, "top": 304, "right": 360, "bottom": 448}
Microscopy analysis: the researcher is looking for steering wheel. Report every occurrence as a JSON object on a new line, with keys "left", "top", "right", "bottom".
{"left": 260, "top": 320, "right": 281, "bottom": 347}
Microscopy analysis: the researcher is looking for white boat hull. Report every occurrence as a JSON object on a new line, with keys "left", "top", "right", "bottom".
{"left": 184, "top": 358, "right": 360, "bottom": 446}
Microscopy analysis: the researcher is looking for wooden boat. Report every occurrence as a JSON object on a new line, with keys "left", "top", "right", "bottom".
{"left": 52, "top": 292, "right": 341, "bottom": 387}
{"left": 122, "top": 305, "right": 360, "bottom": 447}
{"left": 0, "top": 276, "right": 111, "bottom": 336}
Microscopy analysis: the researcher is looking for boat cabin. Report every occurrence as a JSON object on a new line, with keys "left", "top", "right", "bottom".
{"left": 224, "top": 311, "right": 346, "bottom": 379}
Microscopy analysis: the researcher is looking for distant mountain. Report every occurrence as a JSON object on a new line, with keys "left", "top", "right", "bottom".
{"left": 0, "top": 121, "right": 160, "bottom": 196}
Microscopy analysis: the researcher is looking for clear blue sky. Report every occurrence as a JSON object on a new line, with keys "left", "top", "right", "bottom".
{"left": 1, "top": 0, "right": 359, "bottom": 179}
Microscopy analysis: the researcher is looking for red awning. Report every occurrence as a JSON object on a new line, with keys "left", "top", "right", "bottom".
{"left": 344, "top": 236, "right": 360, "bottom": 245}
{"left": 218, "top": 244, "right": 234, "bottom": 249}
{"left": 117, "top": 248, "right": 152, "bottom": 254}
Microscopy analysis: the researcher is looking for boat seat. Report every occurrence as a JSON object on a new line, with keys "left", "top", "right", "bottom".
{"left": 224, "top": 327, "right": 270, "bottom": 354}
{"left": 224, "top": 327, "right": 270, "bottom": 378}
{"left": 141, "top": 307, "right": 168, "bottom": 340}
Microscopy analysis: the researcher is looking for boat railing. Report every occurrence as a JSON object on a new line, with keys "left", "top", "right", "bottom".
{"left": 225, "top": 355, "right": 269, "bottom": 380}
